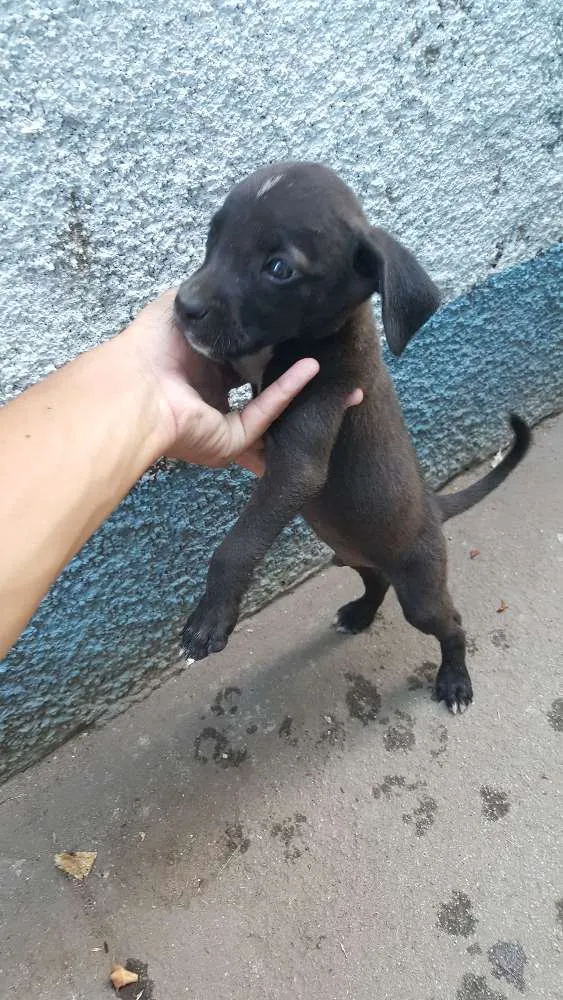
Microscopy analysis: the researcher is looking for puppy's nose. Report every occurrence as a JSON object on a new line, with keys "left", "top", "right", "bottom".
{"left": 175, "top": 285, "right": 208, "bottom": 324}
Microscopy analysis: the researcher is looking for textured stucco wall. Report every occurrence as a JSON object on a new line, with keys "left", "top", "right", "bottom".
{"left": 1, "top": 0, "right": 562, "bottom": 780}
{"left": 1, "top": 0, "right": 561, "bottom": 400}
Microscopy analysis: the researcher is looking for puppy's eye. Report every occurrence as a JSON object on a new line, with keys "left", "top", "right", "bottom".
{"left": 264, "top": 257, "right": 295, "bottom": 282}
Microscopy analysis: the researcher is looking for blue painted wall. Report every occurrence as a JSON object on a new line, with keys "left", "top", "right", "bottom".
{"left": 1, "top": 246, "right": 561, "bottom": 781}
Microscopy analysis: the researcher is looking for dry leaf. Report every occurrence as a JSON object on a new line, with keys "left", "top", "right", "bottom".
{"left": 469, "top": 548, "right": 480, "bottom": 559}
{"left": 110, "top": 964, "right": 139, "bottom": 990}
{"left": 54, "top": 851, "right": 97, "bottom": 880}
{"left": 496, "top": 600, "right": 509, "bottom": 613}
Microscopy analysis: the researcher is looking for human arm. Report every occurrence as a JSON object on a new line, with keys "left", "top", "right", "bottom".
{"left": 0, "top": 290, "right": 327, "bottom": 658}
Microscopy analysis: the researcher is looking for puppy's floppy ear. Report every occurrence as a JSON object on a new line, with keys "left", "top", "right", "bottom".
{"left": 353, "top": 225, "right": 441, "bottom": 355}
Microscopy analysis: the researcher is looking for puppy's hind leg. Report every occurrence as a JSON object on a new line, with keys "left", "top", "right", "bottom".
{"left": 334, "top": 568, "right": 389, "bottom": 634}
{"left": 393, "top": 532, "right": 473, "bottom": 714}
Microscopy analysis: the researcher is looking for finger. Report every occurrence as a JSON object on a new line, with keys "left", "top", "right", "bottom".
{"left": 345, "top": 388, "right": 364, "bottom": 408}
{"left": 234, "top": 357, "right": 320, "bottom": 448}
{"left": 236, "top": 446, "right": 266, "bottom": 477}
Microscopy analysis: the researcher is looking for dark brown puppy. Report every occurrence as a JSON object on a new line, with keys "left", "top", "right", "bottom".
{"left": 174, "top": 162, "right": 530, "bottom": 714}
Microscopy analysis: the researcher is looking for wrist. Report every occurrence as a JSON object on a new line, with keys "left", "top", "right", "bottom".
{"left": 105, "top": 329, "right": 176, "bottom": 473}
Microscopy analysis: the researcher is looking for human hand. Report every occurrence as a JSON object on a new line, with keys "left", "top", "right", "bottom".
{"left": 124, "top": 289, "right": 363, "bottom": 475}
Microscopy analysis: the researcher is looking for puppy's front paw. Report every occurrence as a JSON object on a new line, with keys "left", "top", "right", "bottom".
{"left": 181, "top": 598, "right": 237, "bottom": 662}
{"left": 333, "top": 597, "right": 375, "bottom": 634}
{"left": 436, "top": 664, "right": 473, "bottom": 715}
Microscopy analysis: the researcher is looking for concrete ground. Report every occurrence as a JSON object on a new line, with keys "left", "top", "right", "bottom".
{"left": 0, "top": 415, "right": 561, "bottom": 1000}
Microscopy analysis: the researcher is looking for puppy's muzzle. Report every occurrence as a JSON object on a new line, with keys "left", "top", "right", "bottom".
{"left": 175, "top": 283, "right": 208, "bottom": 325}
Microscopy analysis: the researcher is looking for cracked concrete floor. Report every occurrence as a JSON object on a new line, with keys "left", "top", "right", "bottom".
{"left": 0, "top": 414, "right": 561, "bottom": 1000}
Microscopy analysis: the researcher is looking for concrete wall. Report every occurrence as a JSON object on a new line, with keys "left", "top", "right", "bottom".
{"left": 1, "top": 0, "right": 561, "bottom": 781}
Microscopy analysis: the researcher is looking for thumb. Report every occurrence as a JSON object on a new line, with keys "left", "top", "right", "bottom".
{"left": 226, "top": 358, "right": 320, "bottom": 453}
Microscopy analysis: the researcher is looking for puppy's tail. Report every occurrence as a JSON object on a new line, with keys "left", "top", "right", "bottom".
{"left": 437, "top": 414, "right": 531, "bottom": 523}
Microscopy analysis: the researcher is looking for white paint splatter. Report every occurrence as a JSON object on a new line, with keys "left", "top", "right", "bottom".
{"left": 19, "top": 118, "right": 45, "bottom": 135}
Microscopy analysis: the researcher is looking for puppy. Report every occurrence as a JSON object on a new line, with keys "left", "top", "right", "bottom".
{"left": 174, "top": 162, "right": 530, "bottom": 714}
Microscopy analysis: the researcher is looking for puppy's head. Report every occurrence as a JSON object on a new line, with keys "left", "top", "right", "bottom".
{"left": 175, "top": 162, "right": 440, "bottom": 360}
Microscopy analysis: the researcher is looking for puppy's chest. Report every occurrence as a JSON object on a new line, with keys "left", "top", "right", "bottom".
{"left": 231, "top": 347, "right": 274, "bottom": 393}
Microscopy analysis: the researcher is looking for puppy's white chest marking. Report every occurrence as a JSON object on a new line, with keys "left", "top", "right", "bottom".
{"left": 231, "top": 346, "right": 274, "bottom": 392}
